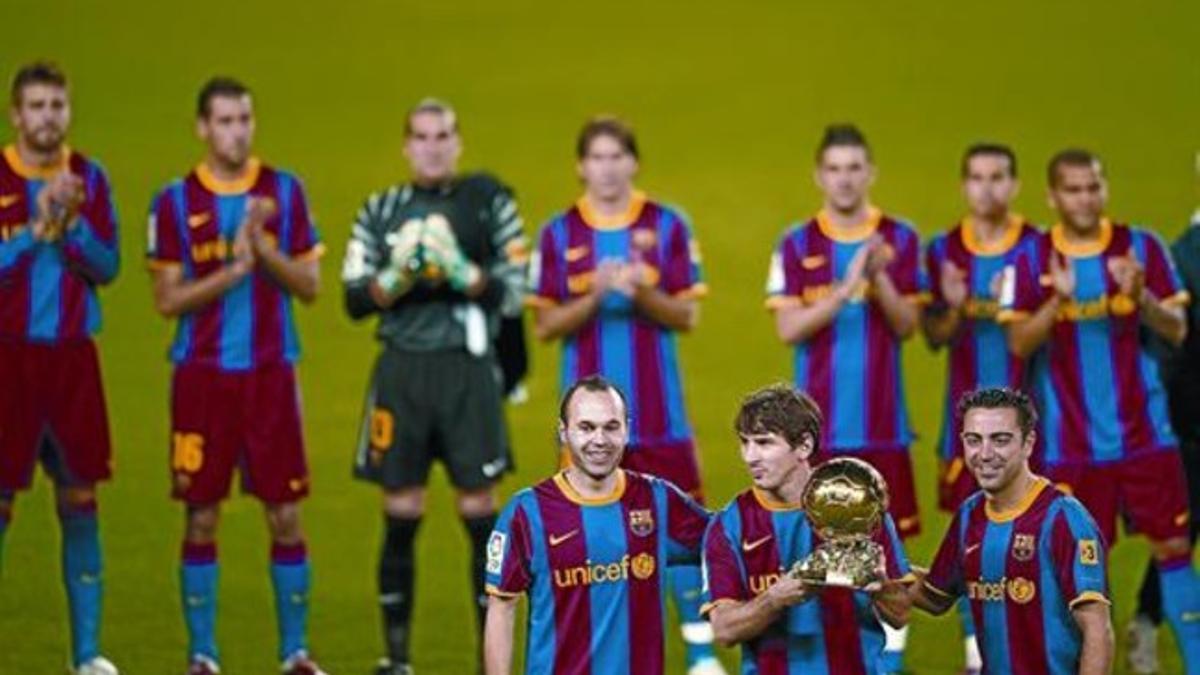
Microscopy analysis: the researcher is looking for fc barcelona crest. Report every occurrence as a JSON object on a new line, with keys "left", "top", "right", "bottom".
{"left": 629, "top": 509, "right": 655, "bottom": 537}
{"left": 1012, "top": 533, "right": 1036, "bottom": 562}
{"left": 632, "top": 229, "right": 658, "bottom": 251}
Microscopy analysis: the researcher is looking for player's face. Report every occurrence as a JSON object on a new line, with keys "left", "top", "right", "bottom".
{"left": 738, "top": 431, "right": 811, "bottom": 493}
{"left": 577, "top": 134, "right": 638, "bottom": 201}
{"left": 198, "top": 94, "right": 255, "bottom": 168}
{"left": 560, "top": 388, "right": 628, "bottom": 481}
{"left": 405, "top": 111, "right": 461, "bottom": 184}
{"left": 10, "top": 83, "right": 70, "bottom": 153}
{"left": 960, "top": 407, "right": 1034, "bottom": 494}
{"left": 815, "top": 145, "right": 874, "bottom": 213}
{"left": 1049, "top": 163, "right": 1107, "bottom": 233}
{"left": 963, "top": 154, "right": 1019, "bottom": 220}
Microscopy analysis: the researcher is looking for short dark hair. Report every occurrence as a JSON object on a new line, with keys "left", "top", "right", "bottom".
{"left": 816, "top": 123, "right": 871, "bottom": 164}
{"left": 1047, "top": 148, "right": 1102, "bottom": 187}
{"left": 559, "top": 375, "right": 628, "bottom": 424}
{"left": 734, "top": 383, "right": 823, "bottom": 453}
{"left": 956, "top": 387, "right": 1038, "bottom": 438}
{"left": 405, "top": 97, "right": 458, "bottom": 136}
{"left": 11, "top": 61, "right": 67, "bottom": 106}
{"left": 961, "top": 143, "right": 1018, "bottom": 178}
{"left": 196, "top": 76, "right": 250, "bottom": 119}
{"left": 576, "top": 115, "right": 639, "bottom": 160}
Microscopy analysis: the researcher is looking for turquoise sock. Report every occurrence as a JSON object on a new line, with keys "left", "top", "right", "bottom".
{"left": 60, "top": 504, "right": 103, "bottom": 666}
{"left": 181, "top": 542, "right": 219, "bottom": 662}
{"left": 270, "top": 541, "right": 310, "bottom": 661}
{"left": 1160, "top": 558, "right": 1200, "bottom": 675}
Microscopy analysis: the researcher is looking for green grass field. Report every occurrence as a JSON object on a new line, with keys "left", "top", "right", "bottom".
{"left": 3, "top": 1, "right": 1200, "bottom": 672}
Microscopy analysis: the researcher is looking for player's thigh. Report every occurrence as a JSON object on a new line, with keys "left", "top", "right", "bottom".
{"left": 855, "top": 448, "right": 920, "bottom": 539}
{"left": 43, "top": 340, "right": 113, "bottom": 487}
{"left": 353, "top": 349, "right": 435, "bottom": 490}
{"left": 0, "top": 340, "right": 41, "bottom": 492}
{"left": 621, "top": 440, "right": 703, "bottom": 502}
{"left": 244, "top": 363, "right": 311, "bottom": 504}
{"left": 437, "top": 352, "right": 510, "bottom": 490}
{"left": 1044, "top": 464, "right": 1118, "bottom": 546}
{"left": 1118, "top": 451, "right": 1191, "bottom": 543}
{"left": 169, "top": 364, "right": 240, "bottom": 504}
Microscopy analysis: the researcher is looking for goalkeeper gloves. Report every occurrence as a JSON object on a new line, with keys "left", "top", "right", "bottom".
{"left": 421, "top": 218, "right": 482, "bottom": 292}
{"left": 378, "top": 221, "right": 423, "bottom": 295}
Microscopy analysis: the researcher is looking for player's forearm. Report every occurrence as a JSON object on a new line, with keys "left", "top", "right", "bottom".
{"left": 533, "top": 293, "right": 601, "bottom": 342}
{"left": 774, "top": 293, "right": 846, "bottom": 344}
{"left": 921, "top": 307, "right": 962, "bottom": 348}
{"left": 63, "top": 217, "right": 120, "bottom": 284}
{"left": 709, "top": 595, "right": 786, "bottom": 647}
{"left": 0, "top": 227, "right": 37, "bottom": 272}
{"left": 870, "top": 273, "right": 919, "bottom": 338}
{"left": 1006, "top": 296, "right": 1061, "bottom": 359}
{"left": 907, "top": 582, "right": 955, "bottom": 616}
{"left": 1139, "top": 292, "right": 1187, "bottom": 346}
{"left": 632, "top": 286, "right": 698, "bottom": 332}
{"left": 1074, "top": 604, "right": 1114, "bottom": 675}
{"left": 256, "top": 247, "right": 320, "bottom": 304}
{"left": 484, "top": 596, "right": 517, "bottom": 675}
{"left": 152, "top": 267, "right": 242, "bottom": 318}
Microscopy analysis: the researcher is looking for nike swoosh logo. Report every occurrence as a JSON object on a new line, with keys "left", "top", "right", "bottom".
{"left": 742, "top": 535, "right": 773, "bottom": 552}
{"left": 965, "top": 543, "right": 982, "bottom": 556}
{"left": 801, "top": 255, "right": 826, "bottom": 270}
{"left": 549, "top": 530, "right": 578, "bottom": 547}
{"left": 565, "top": 246, "right": 589, "bottom": 262}
{"left": 0, "top": 194, "right": 19, "bottom": 208}
{"left": 188, "top": 212, "right": 211, "bottom": 228}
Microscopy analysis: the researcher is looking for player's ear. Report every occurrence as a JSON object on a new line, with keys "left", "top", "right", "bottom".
{"left": 795, "top": 433, "right": 815, "bottom": 460}
{"left": 1010, "top": 178, "right": 1021, "bottom": 201}
{"left": 557, "top": 421, "right": 567, "bottom": 445}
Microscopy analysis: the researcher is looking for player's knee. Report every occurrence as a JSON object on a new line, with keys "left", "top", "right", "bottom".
{"left": 383, "top": 488, "right": 426, "bottom": 518}
{"left": 265, "top": 502, "right": 304, "bottom": 543}
{"left": 456, "top": 487, "right": 496, "bottom": 517}
{"left": 55, "top": 485, "right": 97, "bottom": 516}
{"left": 1150, "top": 536, "right": 1193, "bottom": 562}
{"left": 184, "top": 504, "right": 221, "bottom": 543}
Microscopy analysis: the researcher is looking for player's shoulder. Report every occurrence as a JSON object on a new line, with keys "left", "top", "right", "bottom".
{"left": 647, "top": 199, "right": 692, "bottom": 227}
{"left": 458, "top": 171, "right": 515, "bottom": 200}
{"left": 356, "top": 183, "right": 413, "bottom": 224}
{"left": 959, "top": 490, "right": 988, "bottom": 518}
{"left": 776, "top": 218, "right": 817, "bottom": 248}
{"left": 879, "top": 212, "right": 921, "bottom": 244}
{"left": 65, "top": 148, "right": 109, "bottom": 180}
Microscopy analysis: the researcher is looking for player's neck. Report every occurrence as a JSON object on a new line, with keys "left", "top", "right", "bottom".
{"left": 203, "top": 154, "right": 253, "bottom": 182}
{"left": 564, "top": 466, "right": 621, "bottom": 500}
{"left": 822, "top": 202, "right": 870, "bottom": 228}
{"left": 585, "top": 188, "right": 633, "bottom": 217}
{"left": 15, "top": 137, "right": 66, "bottom": 170}
{"left": 1058, "top": 221, "right": 1103, "bottom": 243}
{"left": 968, "top": 211, "right": 1010, "bottom": 243}
{"left": 987, "top": 469, "right": 1037, "bottom": 513}
{"left": 763, "top": 464, "right": 811, "bottom": 507}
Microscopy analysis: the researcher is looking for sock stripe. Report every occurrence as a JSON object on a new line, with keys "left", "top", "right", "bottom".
{"left": 182, "top": 541, "right": 218, "bottom": 565}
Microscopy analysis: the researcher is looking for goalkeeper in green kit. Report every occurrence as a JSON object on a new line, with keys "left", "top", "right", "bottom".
{"left": 341, "top": 98, "right": 529, "bottom": 675}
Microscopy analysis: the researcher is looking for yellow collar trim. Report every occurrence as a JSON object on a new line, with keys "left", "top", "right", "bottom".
{"left": 986, "top": 477, "right": 1048, "bottom": 523}
{"left": 816, "top": 206, "right": 881, "bottom": 243}
{"left": 3, "top": 144, "right": 71, "bottom": 179}
{"left": 554, "top": 469, "right": 626, "bottom": 505}
{"left": 196, "top": 157, "right": 262, "bottom": 195}
{"left": 577, "top": 190, "right": 647, "bottom": 230}
{"left": 1051, "top": 219, "right": 1113, "bottom": 258}
{"left": 961, "top": 214, "right": 1025, "bottom": 256}
{"left": 751, "top": 487, "right": 804, "bottom": 512}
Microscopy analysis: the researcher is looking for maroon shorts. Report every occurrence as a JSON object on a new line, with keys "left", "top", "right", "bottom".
{"left": 937, "top": 456, "right": 980, "bottom": 513}
{"left": 620, "top": 440, "right": 704, "bottom": 502}
{"left": 1045, "top": 451, "right": 1191, "bottom": 546}
{"left": 824, "top": 448, "right": 920, "bottom": 539}
{"left": 0, "top": 339, "right": 112, "bottom": 491}
{"left": 170, "top": 362, "right": 309, "bottom": 505}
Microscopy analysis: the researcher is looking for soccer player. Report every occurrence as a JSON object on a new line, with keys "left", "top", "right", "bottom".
{"left": 0, "top": 61, "right": 120, "bottom": 675}
{"left": 146, "top": 77, "right": 325, "bottom": 675}
{"left": 701, "top": 383, "right": 912, "bottom": 674}
{"left": 1123, "top": 192, "right": 1200, "bottom": 673}
{"left": 526, "top": 116, "right": 720, "bottom": 674}
{"left": 341, "top": 98, "right": 528, "bottom": 675}
{"left": 765, "top": 123, "right": 925, "bottom": 668}
{"left": 483, "top": 375, "right": 712, "bottom": 675}
{"left": 921, "top": 142, "right": 1041, "bottom": 673}
{"left": 910, "top": 387, "right": 1114, "bottom": 674}
{"left": 998, "top": 148, "right": 1200, "bottom": 672}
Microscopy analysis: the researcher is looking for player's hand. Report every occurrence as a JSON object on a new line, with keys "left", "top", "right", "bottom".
{"left": 244, "top": 197, "right": 278, "bottom": 255}
{"left": 1107, "top": 249, "right": 1145, "bottom": 302}
{"left": 864, "top": 236, "right": 895, "bottom": 279}
{"left": 421, "top": 217, "right": 481, "bottom": 292}
{"left": 1048, "top": 251, "right": 1075, "bottom": 300}
{"left": 49, "top": 172, "right": 85, "bottom": 228}
{"left": 837, "top": 242, "right": 871, "bottom": 302}
{"left": 591, "top": 259, "right": 622, "bottom": 296}
{"left": 764, "top": 574, "right": 815, "bottom": 610}
{"left": 940, "top": 260, "right": 969, "bottom": 308}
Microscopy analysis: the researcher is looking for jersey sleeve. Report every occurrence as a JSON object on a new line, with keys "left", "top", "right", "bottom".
{"left": 660, "top": 210, "right": 707, "bottom": 299}
{"left": 764, "top": 229, "right": 803, "bottom": 310}
{"left": 485, "top": 185, "right": 530, "bottom": 318}
{"left": 924, "top": 236, "right": 948, "bottom": 313}
{"left": 1049, "top": 498, "right": 1110, "bottom": 609}
{"left": 1135, "top": 229, "right": 1188, "bottom": 308}
{"left": 924, "top": 508, "right": 965, "bottom": 600}
{"left": 664, "top": 480, "right": 712, "bottom": 564}
{"left": 997, "top": 241, "right": 1047, "bottom": 323}
{"left": 526, "top": 222, "right": 566, "bottom": 308}
{"left": 282, "top": 175, "right": 324, "bottom": 261}
{"left": 62, "top": 163, "right": 120, "bottom": 284}
{"left": 485, "top": 496, "right": 535, "bottom": 597}
{"left": 146, "top": 185, "right": 184, "bottom": 270}
{"left": 700, "top": 517, "right": 748, "bottom": 616}
{"left": 876, "top": 514, "right": 914, "bottom": 581}
{"left": 889, "top": 224, "right": 929, "bottom": 303}
{"left": 340, "top": 191, "right": 389, "bottom": 319}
